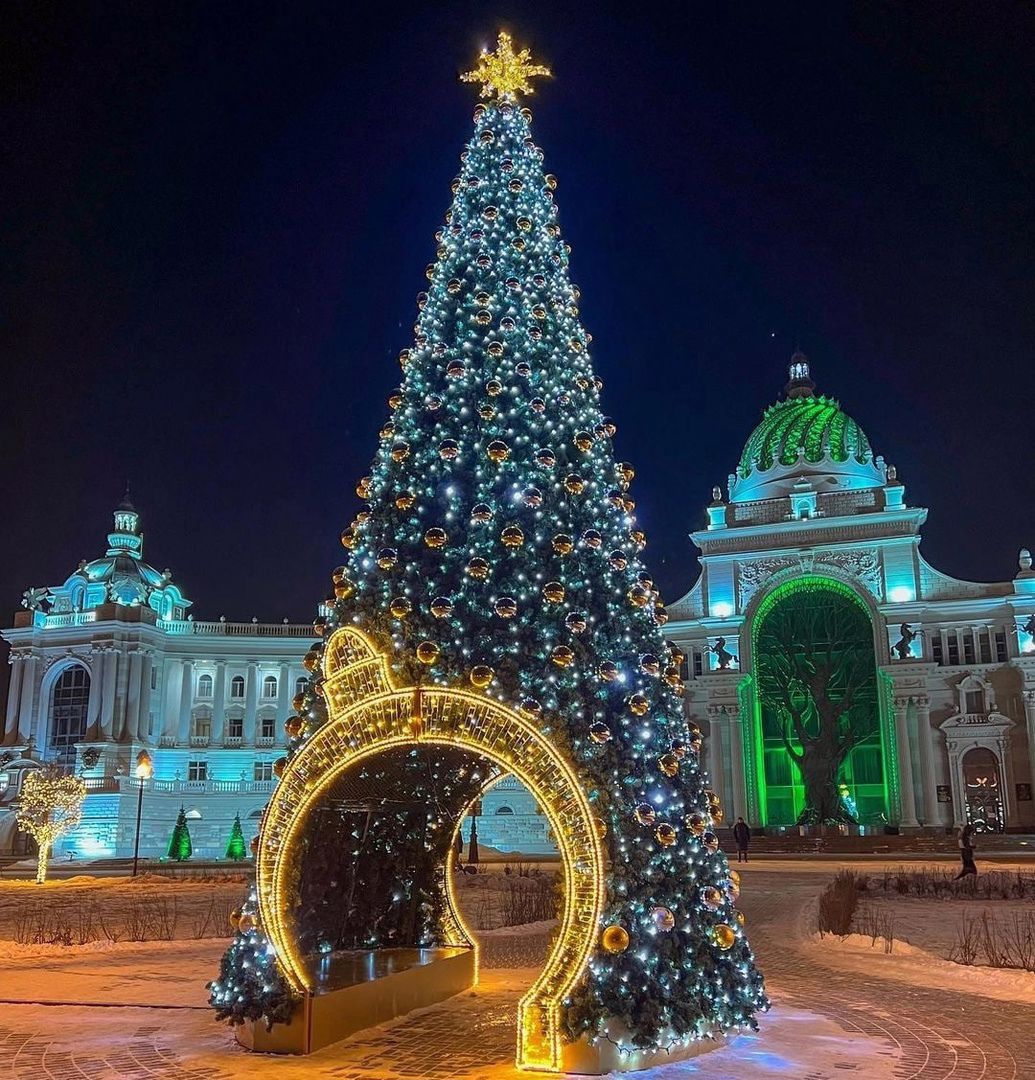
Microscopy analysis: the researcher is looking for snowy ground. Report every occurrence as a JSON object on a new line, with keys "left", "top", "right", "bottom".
{"left": 0, "top": 859, "right": 1031, "bottom": 1078}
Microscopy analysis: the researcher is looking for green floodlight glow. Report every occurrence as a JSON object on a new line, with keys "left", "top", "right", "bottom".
{"left": 746, "top": 575, "right": 893, "bottom": 827}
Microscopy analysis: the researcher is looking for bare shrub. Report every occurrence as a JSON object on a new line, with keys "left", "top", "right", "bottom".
{"left": 947, "top": 911, "right": 980, "bottom": 965}
{"left": 191, "top": 894, "right": 235, "bottom": 939}
{"left": 816, "top": 871, "right": 863, "bottom": 936}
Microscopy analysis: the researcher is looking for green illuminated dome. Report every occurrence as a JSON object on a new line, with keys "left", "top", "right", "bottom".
{"left": 729, "top": 353, "right": 884, "bottom": 503}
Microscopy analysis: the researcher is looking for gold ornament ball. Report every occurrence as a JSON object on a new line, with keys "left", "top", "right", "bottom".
{"left": 520, "top": 697, "right": 542, "bottom": 718}
{"left": 396, "top": 491, "right": 416, "bottom": 510}
{"left": 659, "top": 753, "right": 680, "bottom": 777}
{"left": 487, "top": 439, "right": 510, "bottom": 462}
{"left": 608, "top": 550, "right": 628, "bottom": 571}
{"left": 238, "top": 913, "right": 257, "bottom": 934}
{"left": 574, "top": 431, "right": 593, "bottom": 451}
{"left": 284, "top": 715, "right": 303, "bottom": 739}
{"left": 729, "top": 869, "right": 741, "bottom": 888}
{"left": 701, "top": 885, "right": 724, "bottom": 910}
{"left": 229, "top": 908, "right": 242, "bottom": 930}
{"left": 272, "top": 757, "right": 288, "bottom": 779}
{"left": 564, "top": 474, "right": 586, "bottom": 495}
{"left": 416, "top": 641, "right": 440, "bottom": 665}
{"left": 628, "top": 585, "right": 650, "bottom": 608}
{"left": 598, "top": 660, "right": 620, "bottom": 682}
{"left": 634, "top": 803, "right": 656, "bottom": 826}
{"left": 651, "top": 906, "right": 675, "bottom": 932}
{"left": 430, "top": 597, "right": 454, "bottom": 619}
{"left": 340, "top": 528, "right": 357, "bottom": 550}
{"left": 627, "top": 693, "right": 649, "bottom": 716}
{"left": 588, "top": 721, "right": 612, "bottom": 743}
{"left": 702, "top": 831, "right": 720, "bottom": 854}
{"left": 551, "top": 645, "right": 575, "bottom": 668}
{"left": 471, "top": 503, "right": 493, "bottom": 523}
{"left": 389, "top": 596, "right": 412, "bottom": 618}
{"left": 494, "top": 596, "right": 518, "bottom": 619}
{"left": 377, "top": 547, "right": 399, "bottom": 569}
{"left": 391, "top": 441, "right": 411, "bottom": 462}
{"left": 466, "top": 557, "right": 491, "bottom": 580}
{"left": 501, "top": 525, "right": 525, "bottom": 548}
{"left": 552, "top": 533, "right": 574, "bottom": 555}
{"left": 249, "top": 835, "right": 260, "bottom": 855}
{"left": 639, "top": 653, "right": 661, "bottom": 676}
{"left": 543, "top": 581, "right": 565, "bottom": 603}
{"left": 685, "top": 811, "right": 710, "bottom": 837}
{"left": 712, "top": 924, "right": 736, "bottom": 950}
{"left": 735, "top": 910, "right": 746, "bottom": 926}
{"left": 469, "top": 665, "right": 494, "bottom": 688}
{"left": 655, "top": 822, "right": 677, "bottom": 847}
{"left": 594, "top": 817, "right": 608, "bottom": 840}
{"left": 535, "top": 447, "right": 557, "bottom": 468}
{"left": 425, "top": 528, "right": 448, "bottom": 549}
{"left": 564, "top": 611, "right": 587, "bottom": 633}
{"left": 601, "top": 924, "right": 630, "bottom": 954}
{"left": 485, "top": 379, "right": 503, "bottom": 396}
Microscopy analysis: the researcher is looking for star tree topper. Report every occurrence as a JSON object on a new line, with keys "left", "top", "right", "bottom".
{"left": 461, "top": 32, "right": 551, "bottom": 101}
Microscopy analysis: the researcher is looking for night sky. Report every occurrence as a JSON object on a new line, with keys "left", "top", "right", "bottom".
{"left": 3, "top": 3, "right": 1033, "bottom": 631}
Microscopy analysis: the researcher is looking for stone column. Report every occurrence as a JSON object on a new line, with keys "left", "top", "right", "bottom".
{"left": 162, "top": 659, "right": 181, "bottom": 742}
{"left": 137, "top": 651, "right": 154, "bottom": 741}
{"left": 177, "top": 661, "right": 194, "bottom": 743}
{"left": 99, "top": 650, "right": 118, "bottom": 739}
{"left": 243, "top": 663, "right": 258, "bottom": 745}
{"left": 1023, "top": 690, "right": 1035, "bottom": 813}
{"left": 915, "top": 695, "right": 942, "bottom": 827}
{"left": 210, "top": 661, "right": 227, "bottom": 744}
{"left": 17, "top": 656, "right": 37, "bottom": 746}
{"left": 5, "top": 656, "right": 23, "bottom": 744}
{"left": 124, "top": 650, "right": 143, "bottom": 743}
{"left": 276, "top": 663, "right": 291, "bottom": 729}
{"left": 893, "top": 696, "right": 919, "bottom": 828}
{"left": 728, "top": 707, "right": 747, "bottom": 822}
{"left": 706, "top": 706, "right": 727, "bottom": 811}
{"left": 86, "top": 647, "right": 105, "bottom": 741}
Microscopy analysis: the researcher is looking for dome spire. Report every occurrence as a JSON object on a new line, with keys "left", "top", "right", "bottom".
{"left": 785, "top": 348, "right": 814, "bottom": 399}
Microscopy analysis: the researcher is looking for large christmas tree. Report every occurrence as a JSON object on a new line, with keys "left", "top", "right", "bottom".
{"left": 211, "top": 33, "right": 766, "bottom": 1053}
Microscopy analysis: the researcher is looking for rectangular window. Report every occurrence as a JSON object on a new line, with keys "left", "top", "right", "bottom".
{"left": 994, "top": 629, "right": 1008, "bottom": 663}
{"left": 931, "top": 634, "right": 943, "bottom": 665}
{"left": 692, "top": 650, "right": 704, "bottom": 677}
{"left": 947, "top": 635, "right": 960, "bottom": 666}
{"left": 963, "top": 634, "right": 976, "bottom": 666}
{"left": 192, "top": 716, "right": 211, "bottom": 739}
{"left": 964, "top": 689, "right": 984, "bottom": 714}
{"left": 254, "top": 761, "right": 273, "bottom": 782}
{"left": 188, "top": 760, "right": 208, "bottom": 782}
{"left": 261, "top": 715, "right": 276, "bottom": 740}
{"left": 150, "top": 668, "right": 158, "bottom": 690}
{"left": 227, "top": 715, "right": 243, "bottom": 739}
{"left": 147, "top": 714, "right": 155, "bottom": 737}
{"left": 979, "top": 630, "right": 993, "bottom": 665}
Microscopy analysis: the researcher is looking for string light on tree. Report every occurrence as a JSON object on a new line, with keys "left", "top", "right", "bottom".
{"left": 17, "top": 766, "right": 86, "bottom": 885}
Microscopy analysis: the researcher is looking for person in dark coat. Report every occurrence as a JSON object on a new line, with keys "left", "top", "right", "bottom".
{"left": 732, "top": 817, "right": 751, "bottom": 863}
{"left": 954, "top": 823, "right": 977, "bottom": 879}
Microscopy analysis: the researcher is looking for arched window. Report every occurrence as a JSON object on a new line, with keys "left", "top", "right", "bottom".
{"left": 262, "top": 675, "right": 278, "bottom": 699}
{"left": 185, "top": 807, "right": 203, "bottom": 820}
{"left": 49, "top": 666, "right": 91, "bottom": 767}
{"left": 295, "top": 676, "right": 307, "bottom": 697}
{"left": 197, "top": 674, "right": 213, "bottom": 698}
{"left": 230, "top": 675, "right": 245, "bottom": 699}
{"left": 495, "top": 805, "right": 514, "bottom": 815}
{"left": 248, "top": 807, "right": 264, "bottom": 819}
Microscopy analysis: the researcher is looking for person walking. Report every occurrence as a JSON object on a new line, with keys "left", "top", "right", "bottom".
{"left": 954, "top": 822, "right": 977, "bottom": 879}
{"left": 733, "top": 816, "right": 751, "bottom": 863}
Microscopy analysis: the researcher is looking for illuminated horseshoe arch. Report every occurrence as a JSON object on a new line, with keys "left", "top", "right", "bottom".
{"left": 256, "top": 627, "right": 606, "bottom": 1071}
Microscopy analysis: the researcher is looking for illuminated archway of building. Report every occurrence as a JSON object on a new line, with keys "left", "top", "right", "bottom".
{"left": 746, "top": 576, "right": 895, "bottom": 827}
{"left": 256, "top": 627, "right": 605, "bottom": 1072}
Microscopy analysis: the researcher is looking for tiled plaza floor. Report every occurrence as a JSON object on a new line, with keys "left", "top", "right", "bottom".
{"left": 0, "top": 867, "right": 1026, "bottom": 1079}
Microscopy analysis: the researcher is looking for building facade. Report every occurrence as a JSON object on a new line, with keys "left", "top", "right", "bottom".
{"left": 4, "top": 355, "right": 1033, "bottom": 862}
{"left": 666, "top": 355, "right": 1035, "bottom": 833}
{"left": 0, "top": 495, "right": 315, "bottom": 859}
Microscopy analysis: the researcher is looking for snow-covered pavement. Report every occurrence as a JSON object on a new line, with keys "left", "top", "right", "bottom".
{"left": 0, "top": 860, "right": 1027, "bottom": 1079}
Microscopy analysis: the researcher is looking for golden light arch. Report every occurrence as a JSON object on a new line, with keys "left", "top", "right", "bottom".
{"left": 255, "top": 626, "right": 606, "bottom": 1072}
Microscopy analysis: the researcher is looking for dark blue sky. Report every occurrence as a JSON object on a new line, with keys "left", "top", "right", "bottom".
{"left": 3, "top": 2, "right": 1033, "bottom": 623}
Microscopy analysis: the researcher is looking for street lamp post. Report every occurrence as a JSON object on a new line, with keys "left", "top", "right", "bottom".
{"left": 132, "top": 751, "right": 153, "bottom": 877}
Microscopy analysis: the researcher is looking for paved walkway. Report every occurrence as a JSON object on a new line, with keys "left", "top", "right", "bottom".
{"left": 0, "top": 865, "right": 1026, "bottom": 1079}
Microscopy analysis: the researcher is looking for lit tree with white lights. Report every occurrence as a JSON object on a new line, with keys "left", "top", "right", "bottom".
{"left": 211, "top": 34, "right": 766, "bottom": 1051}
{"left": 17, "top": 766, "right": 86, "bottom": 884}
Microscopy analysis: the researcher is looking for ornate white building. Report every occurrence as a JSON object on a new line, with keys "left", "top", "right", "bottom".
{"left": 0, "top": 494, "right": 315, "bottom": 860}
{"left": 666, "top": 354, "right": 1035, "bottom": 833}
